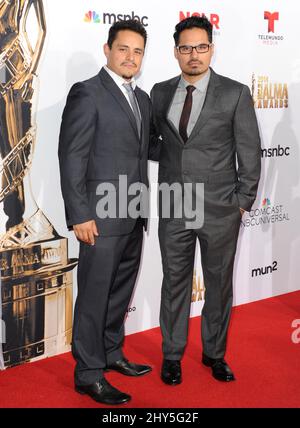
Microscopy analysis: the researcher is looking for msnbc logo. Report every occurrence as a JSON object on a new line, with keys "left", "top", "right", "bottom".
{"left": 84, "top": 11, "right": 100, "bottom": 23}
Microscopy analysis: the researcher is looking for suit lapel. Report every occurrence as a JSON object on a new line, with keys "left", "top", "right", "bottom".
{"left": 187, "top": 69, "right": 222, "bottom": 143}
{"left": 98, "top": 68, "right": 140, "bottom": 139}
{"left": 161, "top": 76, "right": 182, "bottom": 140}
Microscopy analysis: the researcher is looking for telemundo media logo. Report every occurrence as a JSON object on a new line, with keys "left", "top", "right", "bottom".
{"left": 264, "top": 11, "right": 279, "bottom": 33}
{"left": 84, "top": 10, "right": 148, "bottom": 26}
{"left": 258, "top": 11, "right": 284, "bottom": 46}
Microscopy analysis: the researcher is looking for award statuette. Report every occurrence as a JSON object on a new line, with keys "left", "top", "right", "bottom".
{"left": 0, "top": 0, "right": 76, "bottom": 368}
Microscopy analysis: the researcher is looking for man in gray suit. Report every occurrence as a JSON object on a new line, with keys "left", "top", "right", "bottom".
{"left": 150, "top": 16, "right": 261, "bottom": 385}
{"left": 58, "top": 20, "right": 152, "bottom": 405}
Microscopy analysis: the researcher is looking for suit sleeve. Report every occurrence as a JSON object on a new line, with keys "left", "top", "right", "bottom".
{"left": 234, "top": 85, "right": 261, "bottom": 211}
{"left": 58, "top": 82, "right": 96, "bottom": 228}
{"left": 148, "top": 85, "right": 162, "bottom": 162}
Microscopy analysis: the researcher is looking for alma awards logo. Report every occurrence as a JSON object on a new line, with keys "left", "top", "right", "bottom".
{"left": 191, "top": 270, "right": 205, "bottom": 302}
{"left": 251, "top": 73, "right": 288, "bottom": 109}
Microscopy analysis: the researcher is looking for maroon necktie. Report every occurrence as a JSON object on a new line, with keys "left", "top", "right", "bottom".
{"left": 179, "top": 85, "right": 196, "bottom": 143}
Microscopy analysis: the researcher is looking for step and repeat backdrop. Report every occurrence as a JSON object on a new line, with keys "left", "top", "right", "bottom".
{"left": 1, "top": 0, "right": 300, "bottom": 369}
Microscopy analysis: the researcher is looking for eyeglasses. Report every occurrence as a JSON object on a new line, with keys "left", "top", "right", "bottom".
{"left": 177, "top": 44, "right": 212, "bottom": 54}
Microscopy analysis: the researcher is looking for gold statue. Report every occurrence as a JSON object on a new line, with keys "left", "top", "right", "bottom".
{"left": 0, "top": 0, "right": 76, "bottom": 368}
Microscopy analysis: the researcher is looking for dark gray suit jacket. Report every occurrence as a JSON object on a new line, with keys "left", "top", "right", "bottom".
{"left": 58, "top": 67, "right": 151, "bottom": 236}
{"left": 150, "top": 68, "right": 261, "bottom": 219}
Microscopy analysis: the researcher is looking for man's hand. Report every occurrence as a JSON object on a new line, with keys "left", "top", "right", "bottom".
{"left": 239, "top": 208, "right": 246, "bottom": 216}
{"left": 73, "top": 220, "right": 99, "bottom": 245}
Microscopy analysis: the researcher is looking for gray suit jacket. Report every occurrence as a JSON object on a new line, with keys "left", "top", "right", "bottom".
{"left": 150, "top": 68, "right": 261, "bottom": 219}
{"left": 58, "top": 67, "right": 151, "bottom": 236}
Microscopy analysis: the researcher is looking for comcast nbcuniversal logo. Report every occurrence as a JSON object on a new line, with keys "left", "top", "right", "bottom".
{"left": 84, "top": 11, "right": 100, "bottom": 23}
{"left": 241, "top": 197, "right": 290, "bottom": 228}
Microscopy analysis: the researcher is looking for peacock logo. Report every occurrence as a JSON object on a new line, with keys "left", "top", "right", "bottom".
{"left": 84, "top": 11, "right": 100, "bottom": 23}
{"left": 262, "top": 198, "right": 271, "bottom": 207}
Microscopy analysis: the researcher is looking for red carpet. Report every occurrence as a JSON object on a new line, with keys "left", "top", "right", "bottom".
{"left": 0, "top": 291, "right": 299, "bottom": 408}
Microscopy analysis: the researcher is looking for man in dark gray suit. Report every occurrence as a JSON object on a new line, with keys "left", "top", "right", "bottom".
{"left": 58, "top": 20, "right": 152, "bottom": 405}
{"left": 150, "top": 16, "right": 261, "bottom": 385}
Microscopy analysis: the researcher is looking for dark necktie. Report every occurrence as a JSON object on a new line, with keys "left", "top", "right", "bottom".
{"left": 123, "top": 82, "right": 141, "bottom": 138}
{"left": 179, "top": 85, "right": 196, "bottom": 143}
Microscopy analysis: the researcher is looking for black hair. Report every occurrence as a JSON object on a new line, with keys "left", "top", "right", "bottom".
{"left": 107, "top": 19, "right": 147, "bottom": 48}
{"left": 173, "top": 16, "right": 213, "bottom": 46}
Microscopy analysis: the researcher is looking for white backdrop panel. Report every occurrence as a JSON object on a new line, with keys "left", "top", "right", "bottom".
{"left": 28, "top": 0, "right": 300, "bottom": 334}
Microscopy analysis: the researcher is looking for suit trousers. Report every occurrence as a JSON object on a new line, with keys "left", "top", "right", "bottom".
{"left": 158, "top": 210, "right": 241, "bottom": 361}
{"left": 72, "top": 218, "right": 143, "bottom": 385}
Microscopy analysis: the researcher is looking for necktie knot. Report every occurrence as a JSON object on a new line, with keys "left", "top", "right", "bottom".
{"left": 123, "top": 82, "right": 134, "bottom": 93}
{"left": 186, "top": 85, "right": 196, "bottom": 94}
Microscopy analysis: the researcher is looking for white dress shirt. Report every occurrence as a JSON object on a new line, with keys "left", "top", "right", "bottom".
{"left": 104, "top": 65, "right": 138, "bottom": 113}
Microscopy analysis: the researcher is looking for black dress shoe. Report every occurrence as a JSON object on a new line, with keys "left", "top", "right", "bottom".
{"left": 161, "top": 359, "right": 182, "bottom": 385}
{"left": 106, "top": 358, "right": 152, "bottom": 377}
{"left": 75, "top": 378, "right": 131, "bottom": 405}
{"left": 202, "top": 354, "right": 235, "bottom": 382}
